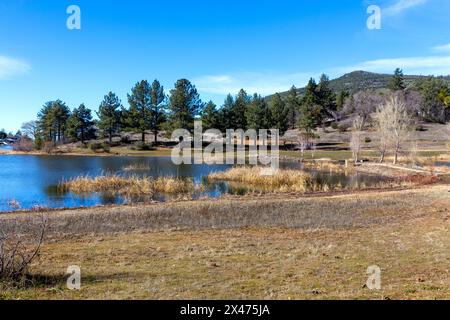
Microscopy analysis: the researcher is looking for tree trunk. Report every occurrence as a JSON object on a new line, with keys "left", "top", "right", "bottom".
{"left": 142, "top": 131, "right": 145, "bottom": 143}
{"left": 379, "top": 147, "right": 386, "bottom": 163}
{"left": 393, "top": 141, "right": 400, "bottom": 165}
{"left": 154, "top": 130, "right": 158, "bottom": 144}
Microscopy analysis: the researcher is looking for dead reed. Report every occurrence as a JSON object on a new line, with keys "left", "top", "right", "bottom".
{"left": 60, "top": 175, "right": 196, "bottom": 196}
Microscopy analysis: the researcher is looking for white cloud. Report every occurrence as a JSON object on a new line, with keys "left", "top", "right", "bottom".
{"left": 195, "top": 53, "right": 450, "bottom": 99}
{"left": 0, "top": 55, "right": 30, "bottom": 79}
{"left": 337, "top": 55, "right": 450, "bottom": 76}
{"left": 432, "top": 44, "right": 450, "bottom": 53}
{"left": 194, "top": 71, "right": 312, "bottom": 96}
{"left": 383, "top": 0, "right": 428, "bottom": 16}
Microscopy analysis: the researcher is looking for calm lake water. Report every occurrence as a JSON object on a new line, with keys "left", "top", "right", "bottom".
{"left": 0, "top": 155, "right": 386, "bottom": 212}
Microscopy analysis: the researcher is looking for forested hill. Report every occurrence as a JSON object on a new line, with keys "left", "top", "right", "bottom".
{"left": 271, "top": 70, "right": 450, "bottom": 98}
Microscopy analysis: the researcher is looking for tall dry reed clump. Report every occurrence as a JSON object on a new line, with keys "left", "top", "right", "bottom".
{"left": 207, "top": 167, "right": 312, "bottom": 193}
{"left": 60, "top": 175, "right": 195, "bottom": 196}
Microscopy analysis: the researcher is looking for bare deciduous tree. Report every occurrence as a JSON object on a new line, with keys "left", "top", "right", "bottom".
{"left": 350, "top": 116, "right": 364, "bottom": 164}
{"left": 0, "top": 215, "right": 47, "bottom": 282}
{"left": 21, "top": 121, "right": 39, "bottom": 140}
{"left": 343, "top": 90, "right": 383, "bottom": 130}
{"left": 374, "top": 93, "right": 411, "bottom": 165}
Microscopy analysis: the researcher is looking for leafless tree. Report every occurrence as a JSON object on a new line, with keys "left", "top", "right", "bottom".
{"left": 343, "top": 90, "right": 383, "bottom": 129}
{"left": 21, "top": 121, "right": 39, "bottom": 140}
{"left": 350, "top": 116, "right": 364, "bottom": 164}
{"left": 297, "top": 133, "right": 308, "bottom": 159}
{"left": 0, "top": 215, "right": 47, "bottom": 282}
{"left": 373, "top": 93, "right": 411, "bottom": 164}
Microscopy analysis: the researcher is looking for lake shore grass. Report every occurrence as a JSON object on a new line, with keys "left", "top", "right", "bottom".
{"left": 207, "top": 167, "right": 312, "bottom": 192}
{"left": 60, "top": 175, "right": 196, "bottom": 196}
{"left": 0, "top": 184, "right": 448, "bottom": 300}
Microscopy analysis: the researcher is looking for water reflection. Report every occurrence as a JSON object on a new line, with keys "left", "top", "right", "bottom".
{"left": 0, "top": 155, "right": 388, "bottom": 212}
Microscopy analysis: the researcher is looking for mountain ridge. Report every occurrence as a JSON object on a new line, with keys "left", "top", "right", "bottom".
{"left": 269, "top": 70, "right": 450, "bottom": 99}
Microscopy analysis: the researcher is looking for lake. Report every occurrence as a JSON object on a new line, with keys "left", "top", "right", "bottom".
{"left": 0, "top": 155, "right": 387, "bottom": 212}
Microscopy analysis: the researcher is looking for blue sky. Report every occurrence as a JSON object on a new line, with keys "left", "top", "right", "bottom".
{"left": 1, "top": 0, "right": 450, "bottom": 132}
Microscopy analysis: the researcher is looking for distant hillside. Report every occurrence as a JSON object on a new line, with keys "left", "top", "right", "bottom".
{"left": 270, "top": 70, "right": 450, "bottom": 98}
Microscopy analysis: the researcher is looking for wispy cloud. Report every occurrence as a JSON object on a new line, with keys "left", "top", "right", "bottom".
{"left": 336, "top": 54, "right": 450, "bottom": 76}
{"left": 432, "top": 43, "right": 450, "bottom": 53}
{"left": 383, "top": 0, "right": 428, "bottom": 16}
{"left": 197, "top": 54, "right": 450, "bottom": 98}
{"left": 0, "top": 55, "right": 30, "bottom": 79}
{"left": 194, "top": 72, "right": 312, "bottom": 96}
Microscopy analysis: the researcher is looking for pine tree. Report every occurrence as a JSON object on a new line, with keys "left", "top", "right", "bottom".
{"left": 150, "top": 80, "right": 167, "bottom": 144}
{"left": 217, "top": 94, "right": 235, "bottom": 131}
{"left": 97, "top": 92, "right": 122, "bottom": 143}
{"left": 37, "top": 100, "right": 70, "bottom": 143}
{"left": 336, "top": 90, "right": 350, "bottom": 111}
{"left": 232, "top": 89, "right": 250, "bottom": 129}
{"left": 68, "top": 104, "right": 95, "bottom": 143}
{"left": 201, "top": 101, "right": 219, "bottom": 130}
{"left": 285, "top": 86, "right": 300, "bottom": 129}
{"left": 388, "top": 68, "right": 406, "bottom": 91}
{"left": 298, "top": 78, "right": 321, "bottom": 135}
{"left": 246, "top": 94, "right": 271, "bottom": 131}
{"left": 168, "top": 79, "right": 203, "bottom": 132}
{"left": 317, "top": 74, "right": 337, "bottom": 119}
{"left": 126, "top": 80, "right": 152, "bottom": 142}
{"left": 269, "top": 93, "right": 288, "bottom": 135}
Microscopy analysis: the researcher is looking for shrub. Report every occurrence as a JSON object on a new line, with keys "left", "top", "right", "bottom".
{"left": 89, "top": 142, "right": 103, "bottom": 153}
{"left": 331, "top": 122, "right": 339, "bottom": 130}
{"left": 364, "top": 137, "right": 372, "bottom": 143}
{"left": 12, "top": 137, "right": 35, "bottom": 152}
{"left": 132, "top": 142, "right": 155, "bottom": 151}
{"left": 43, "top": 141, "right": 56, "bottom": 154}
{"left": 0, "top": 216, "right": 47, "bottom": 283}
{"left": 102, "top": 142, "right": 111, "bottom": 153}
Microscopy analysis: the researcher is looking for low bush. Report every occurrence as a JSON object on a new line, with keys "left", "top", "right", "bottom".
{"left": 0, "top": 216, "right": 47, "bottom": 283}
{"left": 132, "top": 142, "right": 155, "bottom": 151}
{"left": 89, "top": 142, "right": 111, "bottom": 153}
{"left": 12, "top": 138, "right": 35, "bottom": 152}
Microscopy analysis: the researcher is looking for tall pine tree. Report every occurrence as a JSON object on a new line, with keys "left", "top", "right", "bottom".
{"left": 246, "top": 94, "right": 271, "bottom": 131}
{"left": 232, "top": 89, "right": 250, "bottom": 130}
{"left": 126, "top": 80, "right": 152, "bottom": 142}
{"left": 298, "top": 78, "right": 321, "bottom": 136}
{"left": 388, "top": 68, "right": 406, "bottom": 91}
{"left": 97, "top": 92, "right": 122, "bottom": 143}
{"left": 285, "top": 86, "right": 300, "bottom": 129}
{"left": 150, "top": 80, "right": 166, "bottom": 143}
{"left": 168, "top": 79, "right": 203, "bottom": 132}
{"left": 269, "top": 93, "right": 288, "bottom": 135}
{"left": 67, "top": 104, "right": 95, "bottom": 143}
{"left": 201, "top": 101, "right": 219, "bottom": 130}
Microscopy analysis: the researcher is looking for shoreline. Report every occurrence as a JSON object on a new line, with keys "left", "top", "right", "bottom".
{"left": 1, "top": 181, "right": 445, "bottom": 216}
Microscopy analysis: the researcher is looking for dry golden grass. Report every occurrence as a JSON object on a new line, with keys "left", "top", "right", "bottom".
{"left": 60, "top": 175, "right": 195, "bottom": 196}
{"left": 208, "top": 167, "right": 312, "bottom": 193}
{"left": 0, "top": 185, "right": 448, "bottom": 300}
